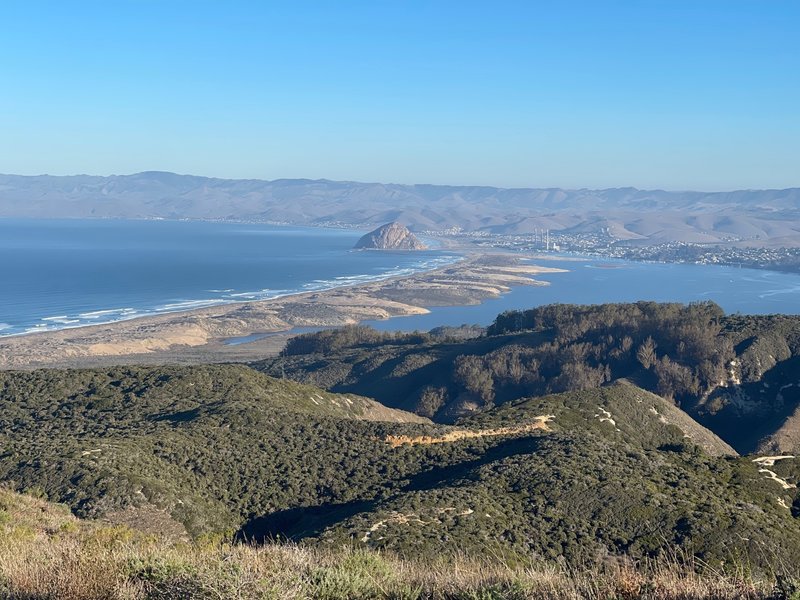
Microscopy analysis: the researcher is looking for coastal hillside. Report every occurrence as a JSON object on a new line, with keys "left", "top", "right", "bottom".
{"left": 259, "top": 302, "right": 800, "bottom": 453}
{"left": 0, "top": 365, "right": 433, "bottom": 537}
{"left": 1, "top": 363, "right": 800, "bottom": 575}
{"left": 311, "top": 384, "right": 800, "bottom": 567}
{"left": 0, "top": 488, "right": 784, "bottom": 600}
{"left": 1, "top": 172, "right": 799, "bottom": 245}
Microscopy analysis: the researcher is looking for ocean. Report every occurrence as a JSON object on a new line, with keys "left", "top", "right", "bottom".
{"left": 0, "top": 218, "right": 457, "bottom": 337}
{"left": 2, "top": 218, "right": 800, "bottom": 339}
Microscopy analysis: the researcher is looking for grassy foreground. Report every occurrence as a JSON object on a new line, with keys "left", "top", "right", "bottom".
{"left": 1, "top": 490, "right": 795, "bottom": 600}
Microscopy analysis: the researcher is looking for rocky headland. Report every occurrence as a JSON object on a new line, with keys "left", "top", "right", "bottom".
{"left": 354, "top": 222, "right": 427, "bottom": 250}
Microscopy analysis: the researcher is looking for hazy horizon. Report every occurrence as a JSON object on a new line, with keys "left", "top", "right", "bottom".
{"left": 2, "top": 170, "right": 798, "bottom": 195}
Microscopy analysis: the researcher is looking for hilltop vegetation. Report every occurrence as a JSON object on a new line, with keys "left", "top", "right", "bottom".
{"left": 1, "top": 363, "right": 800, "bottom": 576}
{"left": 2, "top": 302, "right": 800, "bottom": 591}
{"left": 261, "top": 301, "right": 800, "bottom": 452}
{"left": 0, "top": 365, "right": 434, "bottom": 537}
{"left": 310, "top": 384, "right": 800, "bottom": 569}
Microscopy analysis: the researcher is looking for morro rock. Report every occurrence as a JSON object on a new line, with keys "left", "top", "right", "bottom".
{"left": 354, "top": 222, "right": 427, "bottom": 250}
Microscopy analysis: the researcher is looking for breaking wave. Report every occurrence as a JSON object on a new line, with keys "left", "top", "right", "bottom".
{"left": 0, "top": 254, "right": 460, "bottom": 338}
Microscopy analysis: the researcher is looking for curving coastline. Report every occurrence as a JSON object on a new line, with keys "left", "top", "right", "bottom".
{"left": 0, "top": 253, "right": 460, "bottom": 338}
{"left": 0, "top": 254, "right": 566, "bottom": 369}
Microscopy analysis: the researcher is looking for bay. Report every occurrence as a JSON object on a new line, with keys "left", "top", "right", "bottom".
{"left": 2, "top": 218, "right": 799, "bottom": 339}
{"left": 0, "top": 218, "right": 456, "bottom": 337}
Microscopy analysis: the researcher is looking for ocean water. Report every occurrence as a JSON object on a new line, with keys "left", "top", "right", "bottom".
{"left": 3, "top": 219, "right": 799, "bottom": 339}
{"left": 365, "top": 256, "right": 800, "bottom": 332}
{"left": 0, "top": 218, "right": 457, "bottom": 337}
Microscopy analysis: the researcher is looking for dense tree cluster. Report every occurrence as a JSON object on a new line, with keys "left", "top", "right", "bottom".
{"left": 261, "top": 302, "right": 800, "bottom": 455}
{"left": 282, "top": 325, "right": 431, "bottom": 356}
{"left": 277, "top": 303, "right": 733, "bottom": 410}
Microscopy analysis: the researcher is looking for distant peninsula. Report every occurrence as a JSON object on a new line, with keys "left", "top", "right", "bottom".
{"left": 354, "top": 222, "right": 427, "bottom": 250}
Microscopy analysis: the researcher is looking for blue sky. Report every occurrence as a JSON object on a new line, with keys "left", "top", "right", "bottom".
{"left": 1, "top": 1, "right": 798, "bottom": 190}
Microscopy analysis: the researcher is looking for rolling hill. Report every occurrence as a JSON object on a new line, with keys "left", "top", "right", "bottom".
{"left": 0, "top": 485, "right": 780, "bottom": 599}
{"left": 259, "top": 302, "right": 800, "bottom": 454}
{"left": 2, "top": 172, "right": 799, "bottom": 245}
{"left": 1, "top": 360, "right": 800, "bottom": 575}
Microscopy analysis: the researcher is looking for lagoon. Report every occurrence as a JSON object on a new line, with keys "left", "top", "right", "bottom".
{"left": 365, "top": 256, "right": 800, "bottom": 332}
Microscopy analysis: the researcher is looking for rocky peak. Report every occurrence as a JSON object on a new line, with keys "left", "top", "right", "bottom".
{"left": 354, "top": 222, "right": 427, "bottom": 250}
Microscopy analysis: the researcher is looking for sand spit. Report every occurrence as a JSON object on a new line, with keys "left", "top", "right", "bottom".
{"left": 0, "top": 255, "right": 566, "bottom": 369}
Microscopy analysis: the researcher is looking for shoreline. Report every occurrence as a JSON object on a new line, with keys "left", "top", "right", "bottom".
{"left": 0, "top": 254, "right": 567, "bottom": 370}
{"left": 0, "top": 253, "right": 461, "bottom": 341}
{"left": 0, "top": 218, "right": 457, "bottom": 340}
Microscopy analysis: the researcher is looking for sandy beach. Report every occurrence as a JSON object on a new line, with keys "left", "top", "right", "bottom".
{"left": 0, "top": 254, "right": 566, "bottom": 369}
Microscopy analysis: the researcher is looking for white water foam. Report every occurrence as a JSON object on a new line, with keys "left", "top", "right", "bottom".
{"left": 78, "top": 308, "right": 139, "bottom": 319}
{"left": 154, "top": 299, "right": 229, "bottom": 312}
{"left": 41, "top": 316, "right": 81, "bottom": 325}
{"left": 226, "top": 289, "right": 292, "bottom": 301}
{"left": 759, "top": 284, "right": 800, "bottom": 298}
{"left": 2, "top": 254, "right": 461, "bottom": 338}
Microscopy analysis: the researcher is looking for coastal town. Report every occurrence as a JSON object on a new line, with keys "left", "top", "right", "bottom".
{"left": 424, "top": 228, "right": 800, "bottom": 274}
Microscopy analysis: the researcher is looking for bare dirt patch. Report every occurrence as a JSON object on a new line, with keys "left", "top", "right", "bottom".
{"left": 384, "top": 415, "right": 555, "bottom": 448}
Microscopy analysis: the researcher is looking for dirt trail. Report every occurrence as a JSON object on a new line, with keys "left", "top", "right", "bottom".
{"left": 385, "top": 415, "right": 554, "bottom": 448}
{"left": 361, "top": 512, "right": 431, "bottom": 542}
{"left": 752, "top": 456, "right": 796, "bottom": 490}
{"left": 752, "top": 455, "right": 795, "bottom": 468}
{"left": 757, "top": 468, "right": 796, "bottom": 490}
{"left": 595, "top": 406, "right": 617, "bottom": 426}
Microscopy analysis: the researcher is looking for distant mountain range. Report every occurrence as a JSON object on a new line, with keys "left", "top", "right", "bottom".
{"left": 1, "top": 172, "right": 799, "bottom": 245}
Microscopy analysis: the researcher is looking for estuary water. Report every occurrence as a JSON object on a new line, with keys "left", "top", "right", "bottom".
{"left": 365, "top": 256, "right": 800, "bottom": 332}
{"left": 0, "top": 218, "right": 457, "bottom": 337}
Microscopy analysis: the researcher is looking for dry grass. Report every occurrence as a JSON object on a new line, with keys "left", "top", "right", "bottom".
{"left": 0, "top": 531, "right": 783, "bottom": 599}
{"left": 0, "top": 489, "right": 793, "bottom": 600}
